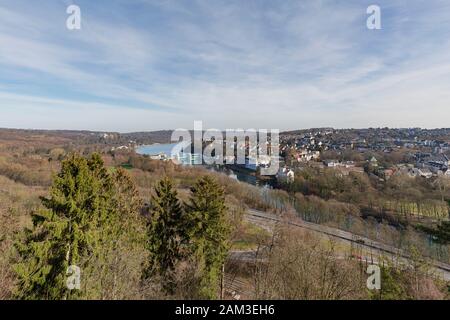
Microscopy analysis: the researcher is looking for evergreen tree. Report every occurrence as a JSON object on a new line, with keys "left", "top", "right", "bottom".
{"left": 145, "top": 178, "right": 185, "bottom": 292}
{"left": 419, "top": 221, "right": 450, "bottom": 245}
{"left": 14, "top": 154, "right": 145, "bottom": 299}
{"left": 185, "top": 176, "right": 230, "bottom": 299}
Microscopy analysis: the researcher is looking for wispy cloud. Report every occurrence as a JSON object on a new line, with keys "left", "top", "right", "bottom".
{"left": 1, "top": 0, "right": 450, "bottom": 131}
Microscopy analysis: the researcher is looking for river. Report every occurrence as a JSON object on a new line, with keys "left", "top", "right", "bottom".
{"left": 136, "top": 143, "right": 275, "bottom": 187}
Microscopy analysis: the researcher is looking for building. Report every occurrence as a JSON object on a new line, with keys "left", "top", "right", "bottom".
{"left": 277, "top": 167, "right": 295, "bottom": 183}
{"left": 418, "top": 168, "right": 433, "bottom": 179}
{"left": 369, "top": 156, "right": 378, "bottom": 167}
{"left": 176, "top": 153, "right": 202, "bottom": 165}
{"left": 296, "top": 149, "right": 320, "bottom": 162}
{"left": 323, "top": 159, "right": 339, "bottom": 167}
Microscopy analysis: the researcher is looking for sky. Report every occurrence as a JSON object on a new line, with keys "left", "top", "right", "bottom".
{"left": 1, "top": 0, "right": 450, "bottom": 132}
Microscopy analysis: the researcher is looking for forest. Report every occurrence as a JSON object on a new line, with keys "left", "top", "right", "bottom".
{"left": 0, "top": 129, "right": 449, "bottom": 300}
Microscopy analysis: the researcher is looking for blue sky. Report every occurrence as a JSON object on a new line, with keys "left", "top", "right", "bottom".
{"left": 1, "top": 0, "right": 450, "bottom": 132}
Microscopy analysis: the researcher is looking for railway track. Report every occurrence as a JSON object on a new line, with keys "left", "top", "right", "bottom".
{"left": 245, "top": 209, "right": 450, "bottom": 280}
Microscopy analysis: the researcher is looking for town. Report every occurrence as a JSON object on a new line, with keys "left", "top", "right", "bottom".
{"left": 108, "top": 127, "right": 450, "bottom": 184}
{"left": 277, "top": 127, "right": 450, "bottom": 182}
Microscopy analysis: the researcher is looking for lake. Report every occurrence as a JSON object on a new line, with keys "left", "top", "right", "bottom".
{"left": 136, "top": 143, "right": 180, "bottom": 156}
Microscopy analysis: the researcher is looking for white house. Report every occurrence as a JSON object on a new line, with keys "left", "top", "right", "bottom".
{"left": 418, "top": 168, "right": 433, "bottom": 179}
{"left": 277, "top": 167, "right": 295, "bottom": 183}
{"left": 323, "top": 160, "right": 339, "bottom": 167}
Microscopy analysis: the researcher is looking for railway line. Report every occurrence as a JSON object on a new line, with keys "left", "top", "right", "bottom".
{"left": 245, "top": 209, "right": 450, "bottom": 280}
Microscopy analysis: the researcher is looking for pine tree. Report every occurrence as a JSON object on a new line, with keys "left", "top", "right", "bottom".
{"left": 185, "top": 176, "right": 230, "bottom": 299}
{"left": 14, "top": 154, "right": 146, "bottom": 299}
{"left": 145, "top": 178, "right": 185, "bottom": 292}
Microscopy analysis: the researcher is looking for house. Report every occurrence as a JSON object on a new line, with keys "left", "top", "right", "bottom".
{"left": 369, "top": 156, "right": 378, "bottom": 167}
{"left": 407, "top": 168, "right": 420, "bottom": 178}
{"left": 149, "top": 153, "right": 165, "bottom": 160}
{"left": 418, "top": 168, "right": 433, "bottom": 179}
{"left": 277, "top": 167, "right": 295, "bottom": 183}
{"left": 286, "top": 169, "right": 295, "bottom": 182}
{"left": 323, "top": 159, "right": 339, "bottom": 167}
{"left": 296, "top": 149, "right": 320, "bottom": 162}
{"left": 416, "top": 154, "right": 449, "bottom": 174}
{"left": 244, "top": 155, "right": 272, "bottom": 171}
{"left": 111, "top": 145, "right": 129, "bottom": 151}
{"left": 342, "top": 161, "right": 355, "bottom": 168}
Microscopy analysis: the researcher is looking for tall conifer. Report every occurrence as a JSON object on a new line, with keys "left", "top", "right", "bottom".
{"left": 145, "top": 178, "right": 185, "bottom": 293}
{"left": 14, "top": 154, "right": 145, "bottom": 299}
{"left": 185, "top": 176, "right": 230, "bottom": 299}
